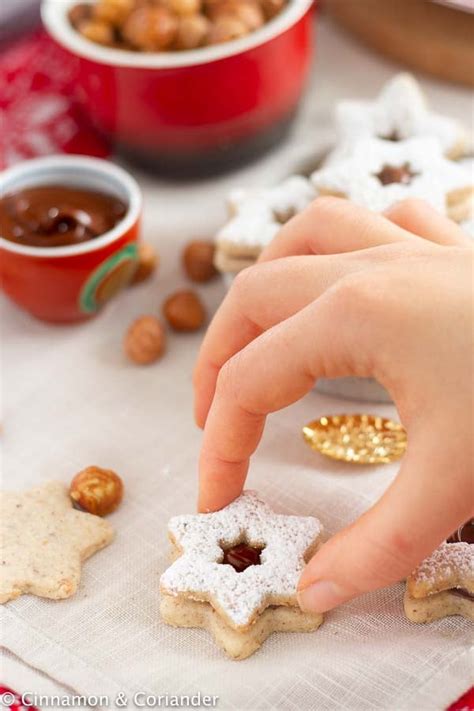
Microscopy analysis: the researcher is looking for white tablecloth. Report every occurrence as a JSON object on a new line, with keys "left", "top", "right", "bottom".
{"left": 1, "top": 15, "right": 473, "bottom": 711}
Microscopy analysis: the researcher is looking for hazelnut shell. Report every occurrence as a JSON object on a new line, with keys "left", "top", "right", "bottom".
{"left": 70, "top": 466, "right": 124, "bottom": 516}
{"left": 163, "top": 289, "right": 206, "bottom": 331}
{"left": 131, "top": 243, "right": 159, "bottom": 284}
{"left": 182, "top": 240, "right": 217, "bottom": 283}
{"left": 124, "top": 315, "right": 166, "bottom": 364}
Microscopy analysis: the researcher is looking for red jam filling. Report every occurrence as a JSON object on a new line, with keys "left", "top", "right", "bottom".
{"left": 221, "top": 543, "right": 263, "bottom": 573}
{"left": 374, "top": 162, "right": 418, "bottom": 186}
{"left": 446, "top": 519, "right": 474, "bottom": 600}
{"left": 447, "top": 519, "right": 474, "bottom": 545}
{"left": 450, "top": 588, "right": 474, "bottom": 601}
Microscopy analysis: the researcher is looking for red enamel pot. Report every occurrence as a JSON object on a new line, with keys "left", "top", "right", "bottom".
{"left": 0, "top": 156, "right": 142, "bottom": 323}
{"left": 41, "top": 0, "right": 315, "bottom": 175}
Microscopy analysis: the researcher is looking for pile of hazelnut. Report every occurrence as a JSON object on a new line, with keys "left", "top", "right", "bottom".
{"left": 68, "top": 0, "right": 287, "bottom": 51}
{"left": 124, "top": 239, "right": 217, "bottom": 365}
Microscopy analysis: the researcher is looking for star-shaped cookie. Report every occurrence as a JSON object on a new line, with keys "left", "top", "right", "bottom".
{"left": 312, "top": 136, "right": 473, "bottom": 220}
{"left": 0, "top": 481, "right": 114, "bottom": 604}
{"left": 160, "top": 491, "right": 323, "bottom": 659}
{"left": 216, "top": 176, "right": 315, "bottom": 260}
{"left": 404, "top": 521, "right": 474, "bottom": 623}
{"left": 334, "top": 72, "right": 468, "bottom": 160}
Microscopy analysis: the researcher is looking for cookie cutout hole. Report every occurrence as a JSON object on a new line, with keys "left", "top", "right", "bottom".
{"left": 447, "top": 518, "right": 474, "bottom": 544}
{"left": 450, "top": 588, "right": 474, "bottom": 601}
{"left": 378, "top": 130, "right": 402, "bottom": 142}
{"left": 374, "top": 162, "right": 418, "bottom": 186}
{"left": 221, "top": 542, "right": 265, "bottom": 573}
{"left": 273, "top": 207, "right": 297, "bottom": 225}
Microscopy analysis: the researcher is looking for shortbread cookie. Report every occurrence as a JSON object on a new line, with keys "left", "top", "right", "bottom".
{"left": 312, "top": 137, "right": 473, "bottom": 221}
{"left": 160, "top": 491, "right": 323, "bottom": 659}
{"left": 213, "top": 248, "right": 256, "bottom": 275}
{"left": 216, "top": 176, "right": 316, "bottom": 261}
{"left": 448, "top": 189, "right": 474, "bottom": 224}
{"left": 335, "top": 73, "right": 469, "bottom": 160}
{"left": 404, "top": 519, "right": 474, "bottom": 623}
{"left": 403, "top": 588, "right": 473, "bottom": 624}
{"left": 0, "top": 481, "right": 114, "bottom": 604}
{"left": 161, "top": 594, "right": 321, "bottom": 660}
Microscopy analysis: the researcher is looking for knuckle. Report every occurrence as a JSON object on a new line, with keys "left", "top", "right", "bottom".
{"left": 230, "top": 264, "right": 259, "bottom": 300}
{"left": 216, "top": 352, "right": 263, "bottom": 417}
{"left": 321, "top": 274, "right": 388, "bottom": 378}
{"left": 308, "top": 194, "right": 351, "bottom": 220}
{"left": 309, "top": 196, "right": 384, "bottom": 247}
{"left": 326, "top": 273, "right": 380, "bottom": 318}
{"left": 388, "top": 197, "right": 428, "bottom": 221}
{"left": 215, "top": 353, "right": 242, "bottom": 400}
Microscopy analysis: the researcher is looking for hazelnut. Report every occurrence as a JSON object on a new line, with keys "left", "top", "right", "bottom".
{"left": 68, "top": 3, "right": 93, "bottom": 28}
{"left": 233, "top": 0, "right": 264, "bottom": 30}
{"left": 202, "top": 0, "right": 222, "bottom": 12}
{"left": 93, "top": 0, "right": 134, "bottom": 26}
{"left": 208, "top": 0, "right": 264, "bottom": 30}
{"left": 168, "top": 0, "right": 202, "bottom": 17}
{"left": 124, "top": 315, "right": 166, "bottom": 364}
{"left": 207, "top": 16, "right": 248, "bottom": 44}
{"left": 260, "top": 0, "right": 285, "bottom": 20}
{"left": 182, "top": 240, "right": 217, "bottom": 282}
{"left": 123, "top": 6, "right": 178, "bottom": 50}
{"left": 78, "top": 19, "right": 115, "bottom": 45}
{"left": 131, "top": 242, "right": 159, "bottom": 284}
{"left": 70, "top": 466, "right": 123, "bottom": 516}
{"left": 175, "top": 14, "right": 210, "bottom": 49}
{"left": 163, "top": 289, "right": 206, "bottom": 331}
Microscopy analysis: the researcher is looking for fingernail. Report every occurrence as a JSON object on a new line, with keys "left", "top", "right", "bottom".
{"left": 297, "top": 580, "right": 347, "bottom": 613}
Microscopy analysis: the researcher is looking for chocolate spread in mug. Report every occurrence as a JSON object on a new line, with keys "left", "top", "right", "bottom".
{"left": 0, "top": 185, "right": 127, "bottom": 248}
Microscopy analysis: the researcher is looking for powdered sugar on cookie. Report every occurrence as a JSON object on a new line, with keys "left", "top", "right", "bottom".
{"left": 408, "top": 542, "right": 474, "bottom": 598}
{"left": 217, "top": 176, "right": 315, "bottom": 251}
{"left": 217, "top": 211, "right": 280, "bottom": 251}
{"left": 335, "top": 73, "right": 467, "bottom": 159}
{"left": 160, "top": 491, "right": 322, "bottom": 628}
{"left": 312, "top": 137, "right": 471, "bottom": 216}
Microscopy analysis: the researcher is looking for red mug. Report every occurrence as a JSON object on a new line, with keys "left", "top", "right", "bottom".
{"left": 41, "top": 0, "right": 315, "bottom": 174}
{"left": 0, "top": 156, "right": 142, "bottom": 323}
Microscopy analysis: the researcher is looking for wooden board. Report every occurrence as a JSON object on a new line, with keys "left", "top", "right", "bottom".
{"left": 325, "top": 0, "right": 474, "bottom": 87}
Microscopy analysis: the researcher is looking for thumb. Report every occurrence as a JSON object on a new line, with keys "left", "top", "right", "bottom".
{"left": 297, "top": 424, "right": 473, "bottom": 613}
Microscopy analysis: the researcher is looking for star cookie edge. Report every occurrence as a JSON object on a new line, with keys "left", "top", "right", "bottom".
{"left": 0, "top": 481, "right": 114, "bottom": 604}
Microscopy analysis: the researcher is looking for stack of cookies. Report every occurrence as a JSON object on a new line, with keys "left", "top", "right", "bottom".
{"left": 404, "top": 519, "right": 474, "bottom": 624}
{"left": 214, "top": 175, "right": 316, "bottom": 276}
{"left": 214, "top": 73, "right": 474, "bottom": 278}
{"left": 160, "top": 491, "right": 324, "bottom": 659}
{"left": 159, "top": 494, "right": 473, "bottom": 659}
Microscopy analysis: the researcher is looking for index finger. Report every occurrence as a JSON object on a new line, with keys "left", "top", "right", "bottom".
{"left": 193, "top": 253, "right": 363, "bottom": 428}
{"left": 198, "top": 284, "right": 365, "bottom": 512}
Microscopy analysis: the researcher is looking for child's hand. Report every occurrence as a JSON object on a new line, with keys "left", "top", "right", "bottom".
{"left": 193, "top": 197, "right": 473, "bottom": 613}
